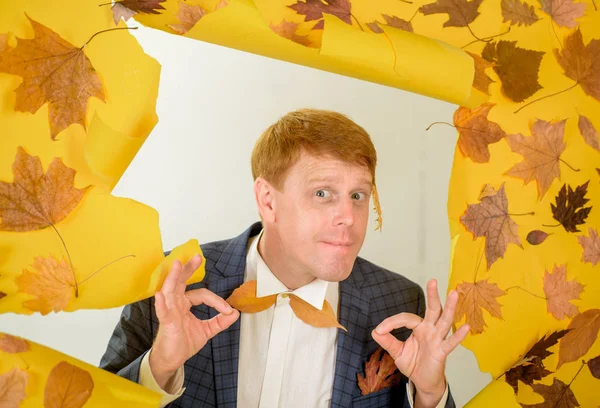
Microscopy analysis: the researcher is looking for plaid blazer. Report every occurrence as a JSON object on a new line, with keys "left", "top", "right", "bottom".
{"left": 100, "top": 222, "right": 456, "bottom": 408}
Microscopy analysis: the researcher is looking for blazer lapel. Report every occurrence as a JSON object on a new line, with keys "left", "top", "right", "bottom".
{"left": 331, "top": 262, "right": 370, "bottom": 408}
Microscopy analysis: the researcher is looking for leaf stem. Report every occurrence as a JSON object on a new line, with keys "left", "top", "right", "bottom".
{"left": 559, "top": 158, "right": 580, "bottom": 172}
{"left": 566, "top": 360, "right": 587, "bottom": 388}
{"left": 19, "top": 355, "right": 30, "bottom": 370}
{"left": 49, "top": 223, "right": 78, "bottom": 298}
{"left": 78, "top": 254, "right": 136, "bottom": 285}
{"left": 593, "top": 0, "right": 598, "bottom": 11}
{"left": 351, "top": 14, "right": 364, "bottom": 31}
{"left": 461, "top": 26, "right": 511, "bottom": 49}
{"left": 81, "top": 27, "right": 138, "bottom": 49}
{"left": 399, "top": 0, "right": 413, "bottom": 4}
{"left": 98, "top": 2, "right": 115, "bottom": 6}
{"left": 514, "top": 82, "right": 579, "bottom": 114}
{"left": 542, "top": 223, "right": 561, "bottom": 228}
{"left": 426, "top": 121, "right": 455, "bottom": 131}
{"left": 508, "top": 212, "right": 535, "bottom": 216}
{"left": 505, "top": 286, "right": 546, "bottom": 300}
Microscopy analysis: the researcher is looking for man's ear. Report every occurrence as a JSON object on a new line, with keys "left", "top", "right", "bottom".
{"left": 254, "top": 177, "right": 277, "bottom": 223}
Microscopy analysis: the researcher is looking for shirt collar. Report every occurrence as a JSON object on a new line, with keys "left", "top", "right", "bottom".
{"left": 249, "top": 229, "right": 329, "bottom": 310}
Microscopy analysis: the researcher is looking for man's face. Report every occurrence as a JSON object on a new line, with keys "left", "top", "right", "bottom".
{"left": 269, "top": 152, "right": 372, "bottom": 282}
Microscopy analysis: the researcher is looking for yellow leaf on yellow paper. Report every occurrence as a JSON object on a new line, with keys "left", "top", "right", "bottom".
{"left": 168, "top": 1, "right": 206, "bottom": 35}
{"left": 0, "top": 368, "right": 28, "bottom": 407}
{"left": 45, "top": 361, "right": 94, "bottom": 408}
{"left": 0, "top": 16, "right": 105, "bottom": 139}
{"left": 0, "top": 333, "right": 30, "bottom": 353}
{"left": 16, "top": 255, "right": 76, "bottom": 315}
{"left": 455, "top": 279, "right": 506, "bottom": 334}
{"left": 290, "top": 294, "right": 347, "bottom": 331}
{"left": 0, "top": 147, "right": 90, "bottom": 232}
{"left": 226, "top": 280, "right": 277, "bottom": 313}
{"left": 543, "top": 265, "right": 583, "bottom": 320}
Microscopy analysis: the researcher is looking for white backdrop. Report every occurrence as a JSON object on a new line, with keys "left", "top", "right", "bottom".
{"left": 0, "top": 26, "right": 490, "bottom": 406}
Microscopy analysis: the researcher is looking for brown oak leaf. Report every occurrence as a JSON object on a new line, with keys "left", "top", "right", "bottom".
{"left": 539, "top": 0, "right": 586, "bottom": 28}
{"left": 501, "top": 0, "right": 540, "bottom": 26}
{"left": 482, "top": 41, "right": 544, "bottom": 102}
{"left": 45, "top": 361, "right": 93, "bottom": 408}
{"left": 16, "top": 255, "right": 76, "bottom": 315}
{"left": 527, "top": 230, "right": 550, "bottom": 245}
{"left": 467, "top": 51, "right": 496, "bottom": 95}
{"left": 288, "top": 0, "right": 352, "bottom": 30}
{"left": 506, "top": 119, "right": 566, "bottom": 200}
{"left": 589, "top": 354, "right": 600, "bottom": 379}
{"left": 269, "top": 20, "right": 313, "bottom": 47}
{"left": 551, "top": 181, "right": 592, "bottom": 233}
{"left": 460, "top": 184, "right": 522, "bottom": 269}
{"left": 578, "top": 228, "right": 600, "bottom": 266}
{"left": 543, "top": 265, "right": 583, "bottom": 320}
{"left": 453, "top": 103, "right": 506, "bottom": 163}
{"left": 557, "top": 309, "right": 600, "bottom": 368}
{"left": 578, "top": 114, "right": 600, "bottom": 152}
{"left": 520, "top": 378, "right": 579, "bottom": 408}
{"left": 0, "top": 147, "right": 90, "bottom": 232}
{"left": 168, "top": 1, "right": 206, "bottom": 35}
{"left": 0, "top": 333, "right": 30, "bottom": 353}
{"left": 368, "top": 15, "right": 413, "bottom": 33}
{"left": 554, "top": 29, "right": 600, "bottom": 102}
{"left": 0, "top": 368, "right": 28, "bottom": 407}
{"left": 0, "top": 16, "right": 105, "bottom": 139}
{"left": 419, "top": 0, "right": 483, "bottom": 27}
{"left": 357, "top": 348, "right": 402, "bottom": 395}
{"left": 504, "top": 330, "right": 568, "bottom": 393}
{"left": 454, "top": 279, "right": 506, "bottom": 334}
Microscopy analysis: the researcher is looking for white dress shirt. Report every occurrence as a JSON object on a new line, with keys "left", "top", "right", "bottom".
{"left": 139, "top": 230, "right": 448, "bottom": 408}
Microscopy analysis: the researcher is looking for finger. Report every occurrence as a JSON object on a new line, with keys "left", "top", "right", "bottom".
{"left": 436, "top": 290, "right": 459, "bottom": 339}
{"left": 177, "top": 254, "right": 203, "bottom": 292}
{"left": 161, "top": 260, "right": 182, "bottom": 294}
{"left": 372, "top": 330, "right": 405, "bottom": 361}
{"left": 200, "top": 309, "right": 240, "bottom": 339}
{"left": 374, "top": 312, "right": 423, "bottom": 335}
{"left": 186, "top": 288, "right": 234, "bottom": 315}
{"left": 423, "top": 279, "right": 442, "bottom": 324}
{"left": 154, "top": 291, "right": 173, "bottom": 325}
{"left": 441, "top": 323, "right": 470, "bottom": 355}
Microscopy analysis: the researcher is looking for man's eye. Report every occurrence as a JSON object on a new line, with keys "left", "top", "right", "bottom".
{"left": 351, "top": 192, "right": 365, "bottom": 200}
{"left": 316, "top": 190, "right": 331, "bottom": 198}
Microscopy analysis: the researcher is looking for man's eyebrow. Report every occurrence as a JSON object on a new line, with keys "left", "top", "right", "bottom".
{"left": 305, "top": 176, "right": 373, "bottom": 188}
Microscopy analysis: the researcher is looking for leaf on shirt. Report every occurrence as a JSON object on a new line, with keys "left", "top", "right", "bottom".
{"left": 543, "top": 265, "right": 583, "bottom": 320}
{"left": 454, "top": 279, "right": 506, "bottom": 334}
{"left": 289, "top": 295, "right": 347, "bottom": 331}
{"left": 557, "top": 309, "right": 600, "bottom": 368}
{"left": 357, "top": 348, "right": 402, "bottom": 395}
{"left": 0, "top": 368, "right": 28, "bottom": 408}
{"left": 45, "top": 361, "right": 94, "bottom": 408}
{"left": 0, "top": 333, "right": 30, "bottom": 354}
{"left": 226, "top": 280, "right": 277, "bottom": 313}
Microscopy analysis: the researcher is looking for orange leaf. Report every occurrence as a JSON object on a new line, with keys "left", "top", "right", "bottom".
{"left": 578, "top": 228, "right": 600, "bottom": 266}
{"left": 0, "top": 147, "right": 90, "bottom": 232}
{"left": 0, "top": 368, "right": 28, "bottom": 407}
{"left": 289, "top": 295, "right": 347, "bottom": 331}
{"left": 501, "top": 0, "right": 540, "bottom": 26}
{"left": 467, "top": 52, "right": 495, "bottom": 95}
{"left": 16, "top": 255, "right": 76, "bottom": 315}
{"left": 169, "top": 1, "right": 206, "bottom": 35}
{"left": 578, "top": 114, "right": 600, "bottom": 152}
{"left": 460, "top": 184, "right": 522, "bottom": 269}
{"left": 453, "top": 103, "right": 506, "bottom": 163}
{"left": 45, "top": 361, "right": 94, "bottom": 408}
{"left": 482, "top": 41, "right": 544, "bottom": 102}
{"left": 454, "top": 279, "right": 506, "bottom": 334}
{"left": 357, "top": 348, "right": 401, "bottom": 396}
{"left": 0, "top": 16, "right": 105, "bottom": 139}
{"left": 0, "top": 334, "right": 30, "bottom": 354}
{"left": 0, "top": 33, "right": 7, "bottom": 53}
{"left": 554, "top": 29, "right": 600, "bottom": 102}
{"left": 226, "top": 280, "right": 277, "bottom": 313}
{"left": 539, "top": 0, "right": 586, "bottom": 28}
{"left": 506, "top": 119, "right": 566, "bottom": 200}
{"left": 520, "top": 378, "right": 579, "bottom": 408}
{"left": 269, "top": 20, "right": 313, "bottom": 47}
{"left": 557, "top": 309, "right": 600, "bottom": 368}
{"left": 543, "top": 265, "right": 583, "bottom": 320}
{"left": 419, "top": 0, "right": 483, "bottom": 27}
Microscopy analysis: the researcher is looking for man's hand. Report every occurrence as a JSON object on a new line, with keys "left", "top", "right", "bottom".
{"left": 372, "top": 279, "right": 469, "bottom": 408}
{"left": 150, "top": 255, "right": 240, "bottom": 390}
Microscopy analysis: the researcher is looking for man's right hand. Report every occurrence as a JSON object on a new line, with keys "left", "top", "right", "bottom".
{"left": 149, "top": 254, "right": 240, "bottom": 390}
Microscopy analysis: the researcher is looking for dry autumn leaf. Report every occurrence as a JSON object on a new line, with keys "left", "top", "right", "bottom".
{"left": 543, "top": 265, "right": 583, "bottom": 320}
{"left": 226, "top": 280, "right": 277, "bottom": 313}
{"left": 0, "top": 147, "right": 90, "bottom": 232}
{"left": 168, "top": 1, "right": 206, "bottom": 35}
{"left": 482, "top": 40, "right": 544, "bottom": 102}
{"left": 269, "top": 20, "right": 313, "bottom": 47}
{"left": 357, "top": 348, "right": 402, "bottom": 396}
{"left": 551, "top": 181, "right": 592, "bottom": 233}
{"left": 554, "top": 29, "right": 600, "bottom": 102}
{"left": 557, "top": 309, "right": 600, "bottom": 368}
{"left": 501, "top": 0, "right": 540, "bottom": 26}
{"left": 454, "top": 279, "right": 506, "bottom": 334}
{"left": 111, "top": 3, "right": 137, "bottom": 24}
{"left": 419, "top": 0, "right": 483, "bottom": 27}
{"left": 0, "top": 292, "right": 6, "bottom": 300}
{"left": 16, "top": 255, "right": 76, "bottom": 315}
{"left": 467, "top": 51, "right": 495, "bottom": 95}
{"left": 453, "top": 103, "right": 506, "bottom": 163}
{"left": 0, "top": 368, "right": 28, "bottom": 408}
{"left": 589, "top": 354, "right": 600, "bottom": 379}
{"left": 504, "top": 330, "right": 568, "bottom": 393}
{"left": 527, "top": 230, "right": 550, "bottom": 245}
{"left": 45, "top": 361, "right": 94, "bottom": 408}
{"left": 288, "top": 0, "right": 352, "bottom": 30}
{"left": 506, "top": 119, "right": 567, "bottom": 200}
{"left": 478, "top": 184, "right": 497, "bottom": 200}
{"left": 0, "top": 16, "right": 105, "bottom": 139}
{"left": 0, "top": 33, "right": 7, "bottom": 53}
{"left": 578, "top": 228, "right": 600, "bottom": 266}
{"left": 539, "top": 0, "right": 586, "bottom": 28}
{"left": 367, "top": 15, "right": 413, "bottom": 33}
{"left": 111, "top": 0, "right": 166, "bottom": 24}
{"left": 0, "top": 334, "right": 30, "bottom": 354}
{"left": 578, "top": 114, "right": 600, "bottom": 152}
{"left": 520, "top": 378, "right": 579, "bottom": 408}
{"left": 460, "top": 184, "right": 522, "bottom": 269}
{"left": 289, "top": 295, "right": 346, "bottom": 331}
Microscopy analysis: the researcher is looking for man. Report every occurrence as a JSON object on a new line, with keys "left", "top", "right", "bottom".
{"left": 100, "top": 109, "right": 469, "bottom": 408}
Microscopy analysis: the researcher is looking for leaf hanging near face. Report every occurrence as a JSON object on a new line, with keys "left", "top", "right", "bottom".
{"left": 0, "top": 368, "right": 28, "bottom": 408}
{"left": 578, "top": 114, "right": 600, "bottom": 152}
{"left": 543, "top": 265, "right": 583, "bottom": 320}
{"left": 453, "top": 103, "right": 507, "bottom": 163}
{"left": 539, "top": 0, "right": 586, "bottom": 28}
{"left": 467, "top": 52, "right": 496, "bottom": 95}
{"left": 44, "top": 361, "right": 94, "bottom": 408}
{"left": 454, "top": 279, "right": 506, "bottom": 334}
{"left": 289, "top": 295, "right": 347, "bottom": 331}
{"left": 551, "top": 181, "right": 592, "bottom": 233}
{"left": 357, "top": 348, "right": 402, "bottom": 395}
{"left": 269, "top": 20, "right": 313, "bottom": 47}
{"left": 419, "top": 0, "right": 483, "bottom": 27}
{"left": 372, "top": 182, "right": 383, "bottom": 231}
{"left": 0, "top": 333, "right": 30, "bottom": 354}
{"left": 168, "top": 1, "right": 206, "bottom": 35}
{"left": 520, "top": 378, "right": 579, "bottom": 408}
{"left": 226, "top": 280, "right": 277, "bottom": 313}
{"left": 501, "top": 0, "right": 540, "bottom": 26}
{"left": 557, "top": 308, "right": 600, "bottom": 368}
{"left": 578, "top": 228, "right": 600, "bottom": 266}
